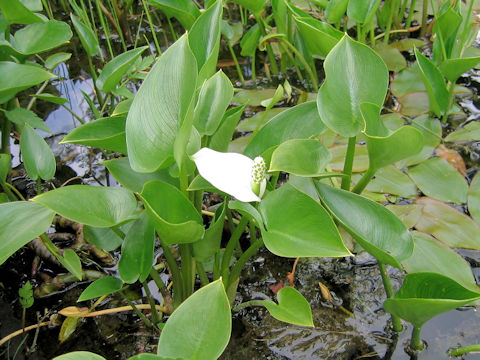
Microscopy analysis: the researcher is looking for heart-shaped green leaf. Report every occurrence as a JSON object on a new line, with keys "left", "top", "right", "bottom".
{"left": 293, "top": 17, "right": 343, "bottom": 58}
{"left": 157, "top": 279, "right": 231, "bottom": 359}
{"left": 0, "top": 0, "right": 44, "bottom": 24}
{"left": 0, "top": 201, "right": 55, "bottom": 265}
{"left": 13, "top": 20, "right": 72, "bottom": 55}
{"left": 414, "top": 197, "right": 480, "bottom": 249}
{"left": 5, "top": 107, "right": 51, "bottom": 132}
{"left": 262, "top": 286, "right": 314, "bottom": 327}
{"left": 317, "top": 36, "right": 389, "bottom": 137}
{"left": 78, "top": 276, "right": 124, "bottom": 302}
{"left": 315, "top": 183, "right": 413, "bottom": 268}
{"left": 126, "top": 35, "right": 197, "bottom": 172}
{"left": 244, "top": 101, "right": 325, "bottom": 158}
{"left": 347, "top": 0, "right": 381, "bottom": 24}
{"left": 440, "top": 57, "right": 480, "bottom": 82}
{"left": 325, "top": 0, "right": 348, "bottom": 23}
{"left": 269, "top": 139, "right": 331, "bottom": 176}
{"left": 33, "top": 185, "right": 137, "bottom": 227}
{"left": 118, "top": 211, "right": 155, "bottom": 283}
{"left": 61, "top": 115, "right": 127, "bottom": 153}
{"left": 383, "top": 272, "right": 480, "bottom": 328}
{"left": 140, "top": 181, "right": 204, "bottom": 245}
{"left": 45, "top": 52, "right": 72, "bottom": 70}
{"left": 407, "top": 157, "right": 468, "bottom": 204}
{"left": 402, "top": 231, "right": 478, "bottom": 292}
{"left": 193, "top": 70, "right": 233, "bottom": 136}
{"left": 20, "top": 124, "right": 56, "bottom": 180}
{"left": 259, "top": 183, "right": 351, "bottom": 258}
{"left": 70, "top": 14, "right": 99, "bottom": 57}
{"left": 148, "top": 0, "right": 200, "bottom": 29}
{"left": 97, "top": 46, "right": 148, "bottom": 93}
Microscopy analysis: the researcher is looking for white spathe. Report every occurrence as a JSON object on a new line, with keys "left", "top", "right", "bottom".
{"left": 192, "top": 148, "right": 266, "bottom": 202}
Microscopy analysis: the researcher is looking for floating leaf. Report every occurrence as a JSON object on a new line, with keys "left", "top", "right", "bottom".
{"left": 444, "top": 121, "right": 480, "bottom": 142}
{"left": 140, "top": 181, "right": 204, "bottom": 245}
{"left": 97, "top": 46, "right": 148, "bottom": 93}
{"left": 20, "top": 124, "right": 56, "bottom": 180}
{"left": 157, "top": 280, "right": 231, "bottom": 359}
{"left": 373, "top": 42, "right": 406, "bottom": 72}
{"left": 397, "top": 91, "right": 430, "bottom": 116}
{"left": 315, "top": 183, "right": 413, "bottom": 268}
{"left": 414, "top": 197, "right": 480, "bottom": 249}
{"left": 317, "top": 36, "right": 389, "bottom": 137}
{"left": 269, "top": 139, "right": 331, "bottom": 176}
{"left": 61, "top": 116, "right": 127, "bottom": 154}
{"left": 126, "top": 35, "right": 197, "bottom": 172}
{"left": 383, "top": 273, "right": 480, "bottom": 329}
{"left": 386, "top": 204, "right": 423, "bottom": 229}
{"left": 78, "top": 276, "right": 124, "bottom": 302}
{"left": 391, "top": 64, "right": 425, "bottom": 97}
{"left": 407, "top": 157, "right": 468, "bottom": 204}
{"left": 329, "top": 144, "right": 369, "bottom": 172}
{"left": 0, "top": 201, "right": 55, "bottom": 265}
{"left": 366, "top": 166, "right": 417, "bottom": 198}
{"left": 118, "top": 212, "right": 155, "bottom": 283}
{"left": 402, "top": 232, "right": 478, "bottom": 292}
{"left": 232, "top": 88, "right": 277, "bottom": 106}
{"left": 259, "top": 184, "right": 351, "bottom": 258}
{"left": 262, "top": 286, "right": 314, "bottom": 327}
{"left": 33, "top": 186, "right": 137, "bottom": 227}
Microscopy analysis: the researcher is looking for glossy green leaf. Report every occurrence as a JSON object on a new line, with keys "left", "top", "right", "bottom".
{"left": 0, "top": 62, "right": 55, "bottom": 104}
{"left": 33, "top": 185, "right": 137, "bottom": 227}
{"left": 0, "top": 0, "right": 44, "bottom": 24}
{"left": 433, "top": 7, "right": 462, "bottom": 60}
{"left": 365, "top": 166, "right": 417, "bottom": 198}
{"left": 83, "top": 225, "right": 124, "bottom": 252}
{"left": 193, "top": 201, "right": 226, "bottom": 262}
{"left": 440, "top": 57, "right": 480, "bottom": 82}
{"left": 45, "top": 52, "right": 71, "bottom": 70}
{"left": 0, "top": 201, "right": 55, "bottom": 265}
{"left": 32, "top": 93, "right": 68, "bottom": 105}
{"left": 58, "top": 316, "right": 79, "bottom": 343}
{"left": 317, "top": 36, "right": 389, "bottom": 137}
{"left": 415, "top": 197, "right": 480, "bottom": 249}
{"left": 148, "top": 0, "right": 200, "bottom": 29}
{"left": 469, "top": 172, "right": 480, "bottom": 224}
{"left": 407, "top": 157, "right": 468, "bottom": 204}
{"left": 347, "top": 0, "right": 381, "bottom": 24}
{"left": 396, "top": 115, "right": 441, "bottom": 167}
{"left": 53, "top": 351, "right": 106, "bottom": 360}
{"left": 157, "top": 279, "right": 231, "bottom": 359}
{"left": 126, "top": 35, "right": 197, "bottom": 172}
{"left": 444, "top": 121, "right": 480, "bottom": 142}
{"left": 229, "top": 200, "right": 264, "bottom": 228}
{"left": 269, "top": 139, "right": 331, "bottom": 176}
{"left": 118, "top": 212, "right": 155, "bottom": 283}
{"left": 244, "top": 102, "right": 325, "bottom": 158}
{"left": 383, "top": 273, "right": 480, "bottom": 328}
{"left": 293, "top": 17, "right": 343, "bottom": 57}
{"left": 140, "top": 181, "right": 204, "bottom": 245}
{"left": 13, "top": 20, "right": 72, "bottom": 55}
{"left": 240, "top": 24, "right": 261, "bottom": 57}
{"left": 5, "top": 107, "right": 51, "bottom": 132}
{"left": 0, "top": 154, "right": 11, "bottom": 183}
{"left": 20, "top": 124, "right": 56, "bottom": 180}
{"left": 61, "top": 116, "right": 127, "bottom": 154}
{"left": 231, "top": 0, "right": 265, "bottom": 15}
{"left": 188, "top": 0, "right": 222, "bottom": 82}
{"left": 325, "top": 0, "right": 348, "bottom": 23}
{"left": 97, "top": 46, "right": 148, "bottom": 93}
{"left": 262, "top": 286, "right": 314, "bottom": 327}
{"left": 386, "top": 204, "right": 423, "bottom": 229}
{"left": 102, "top": 157, "right": 178, "bottom": 193}
{"left": 70, "top": 14, "right": 99, "bottom": 57}
{"left": 259, "top": 183, "right": 351, "bottom": 258}
{"left": 402, "top": 232, "right": 478, "bottom": 292}
{"left": 315, "top": 183, "right": 413, "bottom": 268}
{"left": 78, "top": 276, "right": 123, "bottom": 302}
{"left": 193, "top": 71, "right": 233, "bottom": 136}
{"left": 58, "top": 249, "right": 82, "bottom": 280}
{"left": 209, "top": 105, "right": 245, "bottom": 152}
{"left": 414, "top": 48, "right": 449, "bottom": 116}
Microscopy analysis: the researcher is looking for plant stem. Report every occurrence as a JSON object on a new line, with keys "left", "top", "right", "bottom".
{"left": 227, "top": 44, "right": 245, "bottom": 84}
{"left": 232, "top": 299, "right": 264, "bottom": 312}
{"left": 441, "top": 81, "right": 456, "bottom": 124}
{"left": 341, "top": 136, "right": 356, "bottom": 191}
{"left": 141, "top": 0, "right": 162, "bottom": 56}
{"left": 279, "top": 40, "right": 318, "bottom": 91}
{"left": 410, "top": 325, "right": 424, "bottom": 350}
{"left": 120, "top": 291, "right": 153, "bottom": 327}
{"left": 160, "top": 241, "right": 183, "bottom": 308}
{"left": 228, "top": 238, "right": 264, "bottom": 289}
{"left": 0, "top": 115, "right": 11, "bottom": 154}
{"left": 405, "top": 0, "right": 417, "bottom": 29}
{"left": 378, "top": 262, "right": 403, "bottom": 332}
{"left": 1, "top": 182, "right": 17, "bottom": 201}
{"left": 87, "top": 56, "right": 104, "bottom": 108}
{"left": 149, "top": 267, "right": 173, "bottom": 312}
{"left": 420, "top": 0, "right": 428, "bottom": 36}
{"left": 352, "top": 167, "right": 376, "bottom": 194}
{"left": 142, "top": 281, "right": 161, "bottom": 325}
{"left": 180, "top": 244, "right": 194, "bottom": 299}
{"left": 251, "top": 52, "right": 256, "bottom": 81}
{"left": 221, "top": 216, "right": 249, "bottom": 281}
{"left": 196, "top": 261, "right": 209, "bottom": 286}
{"left": 255, "top": 15, "right": 279, "bottom": 75}
{"left": 449, "top": 344, "right": 480, "bottom": 357}
{"left": 384, "top": 0, "right": 397, "bottom": 43}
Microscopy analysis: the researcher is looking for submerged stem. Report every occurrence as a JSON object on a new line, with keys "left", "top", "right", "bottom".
{"left": 378, "top": 262, "right": 403, "bottom": 332}
{"left": 410, "top": 325, "right": 424, "bottom": 350}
